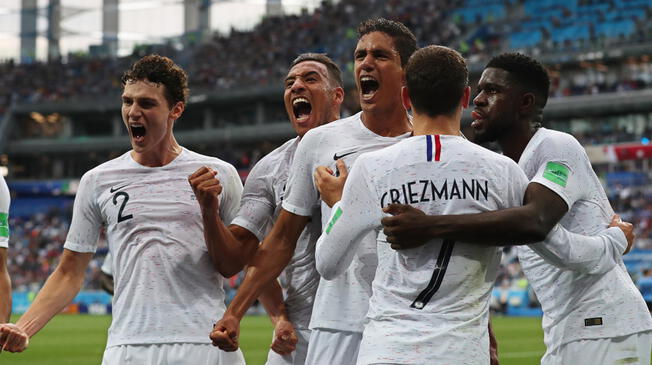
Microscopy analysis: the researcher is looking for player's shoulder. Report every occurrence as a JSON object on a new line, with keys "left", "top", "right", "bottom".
{"left": 182, "top": 148, "right": 238, "bottom": 175}
{"left": 532, "top": 127, "right": 584, "bottom": 154}
{"left": 251, "top": 137, "right": 299, "bottom": 173}
{"left": 301, "top": 112, "right": 361, "bottom": 143}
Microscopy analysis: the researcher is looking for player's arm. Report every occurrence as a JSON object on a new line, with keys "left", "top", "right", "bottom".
{"left": 211, "top": 209, "right": 309, "bottom": 351}
{"left": 0, "top": 249, "right": 92, "bottom": 352}
{"left": 258, "top": 279, "right": 297, "bottom": 355}
{"left": 188, "top": 167, "right": 258, "bottom": 277}
{"left": 315, "top": 161, "right": 381, "bottom": 280}
{"left": 0, "top": 248, "right": 10, "bottom": 323}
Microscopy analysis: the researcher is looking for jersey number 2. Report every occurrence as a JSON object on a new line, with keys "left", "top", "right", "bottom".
{"left": 112, "top": 192, "right": 133, "bottom": 223}
{"left": 410, "top": 239, "right": 455, "bottom": 310}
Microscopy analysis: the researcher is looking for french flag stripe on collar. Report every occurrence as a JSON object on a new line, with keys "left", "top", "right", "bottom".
{"left": 426, "top": 135, "right": 441, "bottom": 162}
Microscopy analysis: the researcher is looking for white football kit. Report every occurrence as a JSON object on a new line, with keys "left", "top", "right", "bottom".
{"left": 282, "top": 112, "right": 411, "bottom": 364}
{"left": 64, "top": 148, "right": 245, "bottom": 364}
{"left": 516, "top": 128, "right": 652, "bottom": 364}
{"left": 317, "top": 135, "right": 528, "bottom": 364}
{"left": 231, "top": 137, "right": 321, "bottom": 365}
{"left": 0, "top": 175, "right": 9, "bottom": 248}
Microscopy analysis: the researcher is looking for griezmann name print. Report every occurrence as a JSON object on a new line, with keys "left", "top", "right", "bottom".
{"left": 380, "top": 178, "right": 489, "bottom": 208}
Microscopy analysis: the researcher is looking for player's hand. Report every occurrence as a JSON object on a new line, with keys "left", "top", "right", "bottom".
{"left": 188, "top": 166, "right": 223, "bottom": 213}
{"left": 314, "top": 159, "right": 348, "bottom": 208}
{"left": 609, "top": 214, "right": 635, "bottom": 254}
{"left": 210, "top": 315, "right": 240, "bottom": 351}
{"left": 0, "top": 323, "right": 29, "bottom": 353}
{"left": 382, "top": 204, "right": 432, "bottom": 250}
{"left": 270, "top": 319, "right": 298, "bottom": 355}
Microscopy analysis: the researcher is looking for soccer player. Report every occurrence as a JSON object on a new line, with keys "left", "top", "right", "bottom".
{"left": 189, "top": 52, "right": 344, "bottom": 365}
{"left": 0, "top": 175, "right": 11, "bottom": 323}
{"left": 315, "top": 44, "right": 532, "bottom": 364}
{"left": 0, "top": 55, "right": 246, "bottom": 364}
{"left": 211, "top": 18, "right": 416, "bottom": 364}
{"left": 382, "top": 53, "right": 652, "bottom": 364}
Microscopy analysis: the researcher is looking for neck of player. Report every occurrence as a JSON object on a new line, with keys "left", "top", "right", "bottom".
{"left": 361, "top": 104, "right": 411, "bottom": 137}
{"left": 411, "top": 110, "right": 461, "bottom": 137}
{"left": 131, "top": 134, "right": 182, "bottom": 167}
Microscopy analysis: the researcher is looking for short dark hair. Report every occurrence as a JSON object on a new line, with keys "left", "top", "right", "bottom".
{"left": 121, "top": 54, "right": 189, "bottom": 107}
{"left": 406, "top": 45, "right": 468, "bottom": 117}
{"left": 486, "top": 53, "right": 550, "bottom": 108}
{"left": 290, "top": 53, "right": 343, "bottom": 88}
{"left": 357, "top": 18, "right": 417, "bottom": 67}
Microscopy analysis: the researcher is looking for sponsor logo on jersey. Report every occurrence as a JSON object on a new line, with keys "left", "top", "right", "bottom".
{"left": 0, "top": 212, "right": 8, "bottom": 238}
{"left": 542, "top": 162, "right": 569, "bottom": 187}
{"left": 110, "top": 183, "right": 130, "bottom": 193}
{"left": 380, "top": 179, "right": 489, "bottom": 208}
{"left": 584, "top": 317, "right": 603, "bottom": 326}
{"left": 333, "top": 150, "right": 357, "bottom": 160}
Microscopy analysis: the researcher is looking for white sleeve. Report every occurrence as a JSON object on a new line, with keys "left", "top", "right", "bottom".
{"left": 528, "top": 137, "right": 584, "bottom": 210}
{"left": 282, "top": 132, "right": 320, "bottom": 217}
{"left": 101, "top": 251, "right": 113, "bottom": 276}
{"left": 230, "top": 160, "right": 275, "bottom": 241}
{"left": 218, "top": 164, "right": 244, "bottom": 226}
{"left": 528, "top": 225, "right": 626, "bottom": 274}
{"left": 315, "top": 160, "right": 382, "bottom": 280}
{"left": 0, "top": 176, "right": 9, "bottom": 248}
{"left": 64, "top": 172, "right": 103, "bottom": 253}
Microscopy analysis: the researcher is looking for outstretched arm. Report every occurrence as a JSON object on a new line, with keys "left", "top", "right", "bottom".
{"left": 211, "top": 209, "right": 309, "bottom": 351}
{"left": 0, "top": 249, "right": 92, "bottom": 352}
{"left": 0, "top": 248, "right": 10, "bottom": 323}
{"left": 258, "top": 279, "right": 298, "bottom": 355}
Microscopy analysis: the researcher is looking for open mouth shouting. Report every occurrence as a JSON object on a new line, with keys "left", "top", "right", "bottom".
{"left": 293, "top": 97, "right": 312, "bottom": 122}
{"left": 130, "top": 123, "right": 147, "bottom": 143}
{"left": 360, "top": 75, "right": 379, "bottom": 101}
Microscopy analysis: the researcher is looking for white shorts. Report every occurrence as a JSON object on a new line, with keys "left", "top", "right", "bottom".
{"left": 265, "top": 328, "right": 311, "bottom": 365}
{"left": 102, "top": 343, "right": 246, "bottom": 365}
{"left": 304, "top": 328, "right": 362, "bottom": 365}
{"left": 542, "top": 331, "right": 652, "bottom": 365}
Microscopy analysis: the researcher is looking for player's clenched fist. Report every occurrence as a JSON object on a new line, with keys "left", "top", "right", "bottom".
{"left": 210, "top": 315, "right": 240, "bottom": 352}
{"left": 0, "top": 323, "right": 29, "bottom": 353}
{"left": 270, "top": 319, "right": 298, "bottom": 355}
{"left": 188, "top": 166, "right": 223, "bottom": 213}
{"left": 608, "top": 214, "right": 635, "bottom": 254}
{"left": 314, "top": 159, "right": 348, "bottom": 207}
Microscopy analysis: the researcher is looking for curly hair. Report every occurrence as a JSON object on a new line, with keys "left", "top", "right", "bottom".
{"left": 121, "top": 54, "right": 189, "bottom": 107}
{"left": 487, "top": 53, "right": 550, "bottom": 108}
{"left": 357, "top": 18, "right": 417, "bottom": 67}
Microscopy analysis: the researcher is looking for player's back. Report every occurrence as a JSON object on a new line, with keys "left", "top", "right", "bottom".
{"left": 516, "top": 128, "right": 652, "bottom": 352}
{"left": 356, "top": 134, "right": 527, "bottom": 364}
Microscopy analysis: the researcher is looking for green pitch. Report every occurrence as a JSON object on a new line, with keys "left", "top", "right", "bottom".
{"left": 4, "top": 314, "right": 545, "bottom": 364}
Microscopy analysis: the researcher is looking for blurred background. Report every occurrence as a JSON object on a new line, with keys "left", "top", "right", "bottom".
{"left": 1, "top": 0, "right": 651, "bottom": 362}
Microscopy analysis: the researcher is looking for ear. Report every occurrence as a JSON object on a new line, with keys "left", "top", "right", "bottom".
{"left": 170, "top": 101, "right": 185, "bottom": 120}
{"left": 461, "top": 86, "right": 471, "bottom": 109}
{"left": 332, "top": 87, "right": 345, "bottom": 105}
{"left": 520, "top": 92, "right": 535, "bottom": 114}
{"left": 401, "top": 86, "right": 411, "bottom": 111}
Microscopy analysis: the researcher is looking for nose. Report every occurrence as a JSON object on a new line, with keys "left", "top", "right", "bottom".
{"left": 473, "top": 91, "right": 486, "bottom": 107}
{"left": 127, "top": 103, "right": 142, "bottom": 120}
{"left": 290, "top": 77, "right": 306, "bottom": 93}
{"left": 360, "top": 53, "right": 375, "bottom": 71}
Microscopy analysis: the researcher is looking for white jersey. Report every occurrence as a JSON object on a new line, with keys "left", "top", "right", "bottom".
{"left": 516, "top": 128, "right": 652, "bottom": 352}
{"left": 231, "top": 137, "right": 321, "bottom": 330}
{"left": 64, "top": 148, "right": 243, "bottom": 347}
{"left": 282, "top": 112, "right": 411, "bottom": 333}
{"left": 0, "top": 175, "right": 9, "bottom": 248}
{"left": 316, "top": 135, "right": 528, "bottom": 364}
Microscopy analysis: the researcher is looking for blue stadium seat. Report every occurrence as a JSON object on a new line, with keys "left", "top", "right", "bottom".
{"left": 638, "top": 276, "right": 652, "bottom": 303}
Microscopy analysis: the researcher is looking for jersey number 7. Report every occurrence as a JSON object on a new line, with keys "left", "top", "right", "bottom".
{"left": 410, "top": 240, "right": 455, "bottom": 310}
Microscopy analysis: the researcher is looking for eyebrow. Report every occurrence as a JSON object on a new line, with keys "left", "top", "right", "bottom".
{"left": 285, "top": 70, "right": 321, "bottom": 82}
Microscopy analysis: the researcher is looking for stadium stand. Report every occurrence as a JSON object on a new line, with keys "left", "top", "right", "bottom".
{"left": 2, "top": 0, "right": 652, "bottom": 316}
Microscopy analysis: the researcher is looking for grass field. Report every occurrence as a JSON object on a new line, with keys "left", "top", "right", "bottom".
{"left": 4, "top": 314, "right": 545, "bottom": 364}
